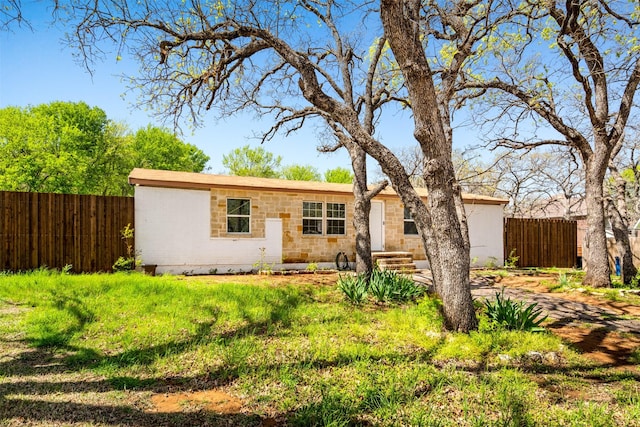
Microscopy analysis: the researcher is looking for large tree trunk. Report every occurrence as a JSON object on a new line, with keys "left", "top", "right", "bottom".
{"left": 349, "top": 143, "right": 374, "bottom": 275}
{"left": 380, "top": 0, "right": 476, "bottom": 332}
{"left": 582, "top": 157, "right": 612, "bottom": 287}
{"left": 422, "top": 186, "right": 474, "bottom": 331}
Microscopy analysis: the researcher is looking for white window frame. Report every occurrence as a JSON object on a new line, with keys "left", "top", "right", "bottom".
{"left": 326, "top": 202, "right": 346, "bottom": 235}
{"left": 302, "top": 201, "right": 347, "bottom": 236}
{"left": 226, "top": 198, "right": 251, "bottom": 234}
{"left": 404, "top": 207, "right": 418, "bottom": 235}
{"left": 302, "top": 201, "right": 323, "bottom": 235}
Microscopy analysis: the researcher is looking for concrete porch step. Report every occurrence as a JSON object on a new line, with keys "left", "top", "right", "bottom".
{"left": 374, "top": 251, "right": 418, "bottom": 273}
{"left": 372, "top": 251, "right": 413, "bottom": 262}
{"left": 377, "top": 257, "right": 413, "bottom": 266}
{"left": 378, "top": 263, "right": 419, "bottom": 273}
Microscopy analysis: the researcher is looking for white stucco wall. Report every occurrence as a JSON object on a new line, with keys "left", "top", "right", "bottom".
{"left": 465, "top": 202, "right": 505, "bottom": 267}
{"left": 135, "top": 186, "right": 282, "bottom": 274}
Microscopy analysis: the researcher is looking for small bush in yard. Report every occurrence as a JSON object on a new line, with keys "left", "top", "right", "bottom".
{"left": 337, "top": 273, "right": 368, "bottom": 304}
{"left": 112, "top": 223, "right": 140, "bottom": 272}
{"left": 338, "top": 270, "right": 425, "bottom": 305}
{"left": 112, "top": 256, "right": 136, "bottom": 272}
{"left": 558, "top": 272, "right": 570, "bottom": 287}
{"left": 368, "top": 270, "right": 392, "bottom": 302}
{"left": 484, "top": 289, "right": 547, "bottom": 331}
{"left": 369, "top": 269, "right": 424, "bottom": 303}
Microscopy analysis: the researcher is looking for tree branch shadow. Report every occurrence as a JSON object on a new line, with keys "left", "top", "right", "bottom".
{"left": 3, "top": 282, "right": 638, "bottom": 425}
{"left": 0, "top": 287, "right": 317, "bottom": 425}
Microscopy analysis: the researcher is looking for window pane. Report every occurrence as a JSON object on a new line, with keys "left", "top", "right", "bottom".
{"left": 404, "top": 206, "right": 417, "bottom": 235}
{"left": 227, "top": 199, "right": 250, "bottom": 215}
{"left": 404, "top": 221, "right": 418, "bottom": 235}
{"left": 303, "top": 218, "right": 323, "bottom": 234}
{"left": 327, "top": 219, "right": 345, "bottom": 235}
{"left": 327, "top": 203, "right": 345, "bottom": 218}
{"left": 303, "top": 201, "right": 323, "bottom": 218}
{"left": 404, "top": 207, "right": 412, "bottom": 220}
{"left": 228, "top": 216, "right": 250, "bottom": 233}
{"left": 227, "top": 199, "right": 250, "bottom": 233}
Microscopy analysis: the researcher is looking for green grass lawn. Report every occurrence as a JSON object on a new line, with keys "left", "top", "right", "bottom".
{"left": 0, "top": 270, "right": 638, "bottom": 426}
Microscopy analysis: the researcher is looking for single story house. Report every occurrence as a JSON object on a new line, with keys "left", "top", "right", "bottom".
{"left": 129, "top": 168, "right": 508, "bottom": 274}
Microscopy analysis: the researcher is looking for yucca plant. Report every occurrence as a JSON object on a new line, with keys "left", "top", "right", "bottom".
{"left": 387, "top": 271, "right": 425, "bottom": 303}
{"left": 484, "top": 289, "right": 547, "bottom": 331}
{"left": 338, "top": 270, "right": 425, "bottom": 305}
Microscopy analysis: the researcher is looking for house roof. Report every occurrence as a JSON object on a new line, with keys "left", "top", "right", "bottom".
{"left": 128, "top": 168, "right": 508, "bottom": 205}
{"left": 519, "top": 195, "right": 587, "bottom": 220}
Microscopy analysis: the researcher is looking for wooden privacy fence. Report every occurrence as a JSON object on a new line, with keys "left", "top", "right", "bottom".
{"left": 1, "top": 191, "right": 134, "bottom": 273}
{"left": 504, "top": 218, "right": 577, "bottom": 268}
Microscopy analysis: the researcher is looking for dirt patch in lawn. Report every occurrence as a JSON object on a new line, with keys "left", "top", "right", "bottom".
{"left": 147, "top": 390, "right": 280, "bottom": 425}
{"left": 149, "top": 389, "right": 243, "bottom": 414}
{"left": 183, "top": 270, "right": 343, "bottom": 287}
{"left": 549, "top": 326, "right": 640, "bottom": 367}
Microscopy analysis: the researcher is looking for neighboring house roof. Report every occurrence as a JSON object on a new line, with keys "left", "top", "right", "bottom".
{"left": 520, "top": 194, "right": 586, "bottom": 220}
{"left": 128, "top": 168, "right": 509, "bottom": 205}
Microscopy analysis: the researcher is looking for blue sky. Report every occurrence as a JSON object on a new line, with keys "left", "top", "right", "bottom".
{"left": 0, "top": 4, "right": 453, "bottom": 177}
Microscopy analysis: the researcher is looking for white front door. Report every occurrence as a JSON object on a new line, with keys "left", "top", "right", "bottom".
{"left": 369, "top": 201, "right": 385, "bottom": 251}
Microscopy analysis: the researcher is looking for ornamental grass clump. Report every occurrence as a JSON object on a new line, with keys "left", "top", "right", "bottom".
{"left": 388, "top": 271, "right": 426, "bottom": 302}
{"left": 484, "top": 289, "right": 547, "bottom": 331}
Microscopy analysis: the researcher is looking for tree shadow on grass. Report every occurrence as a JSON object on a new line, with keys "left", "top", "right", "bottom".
{"left": 0, "top": 339, "right": 402, "bottom": 426}
{"left": 475, "top": 282, "right": 640, "bottom": 368}
{"left": 2, "top": 284, "right": 315, "bottom": 371}
{"left": 4, "top": 283, "right": 638, "bottom": 426}
{"left": 0, "top": 286, "right": 324, "bottom": 425}
{"left": 2, "top": 341, "right": 638, "bottom": 426}
{"left": 0, "top": 397, "right": 266, "bottom": 427}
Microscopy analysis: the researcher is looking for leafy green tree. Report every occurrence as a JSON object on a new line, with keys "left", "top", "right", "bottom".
{"left": 0, "top": 102, "right": 111, "bottom": 194}
{"left": 222, "top": 145, "right": 282, "bottom": 178}
{"left": 324, "top": 167, "right": 353, "bottom": 184}
{"left": 0, "top": 102, "right": 209, "bottom": 195}
{"left": 131, "top": 125, "right": 209, "bottom": 173}
{"left": 281, "top": 164, "right": 321, "bottom": 181}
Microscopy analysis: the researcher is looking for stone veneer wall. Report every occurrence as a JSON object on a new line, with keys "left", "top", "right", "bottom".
{"left": 211, "top": 188, "right": 360, "bottom": 263}
{"left": 211, "top": 189, "right": 431, "bottom": 263}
